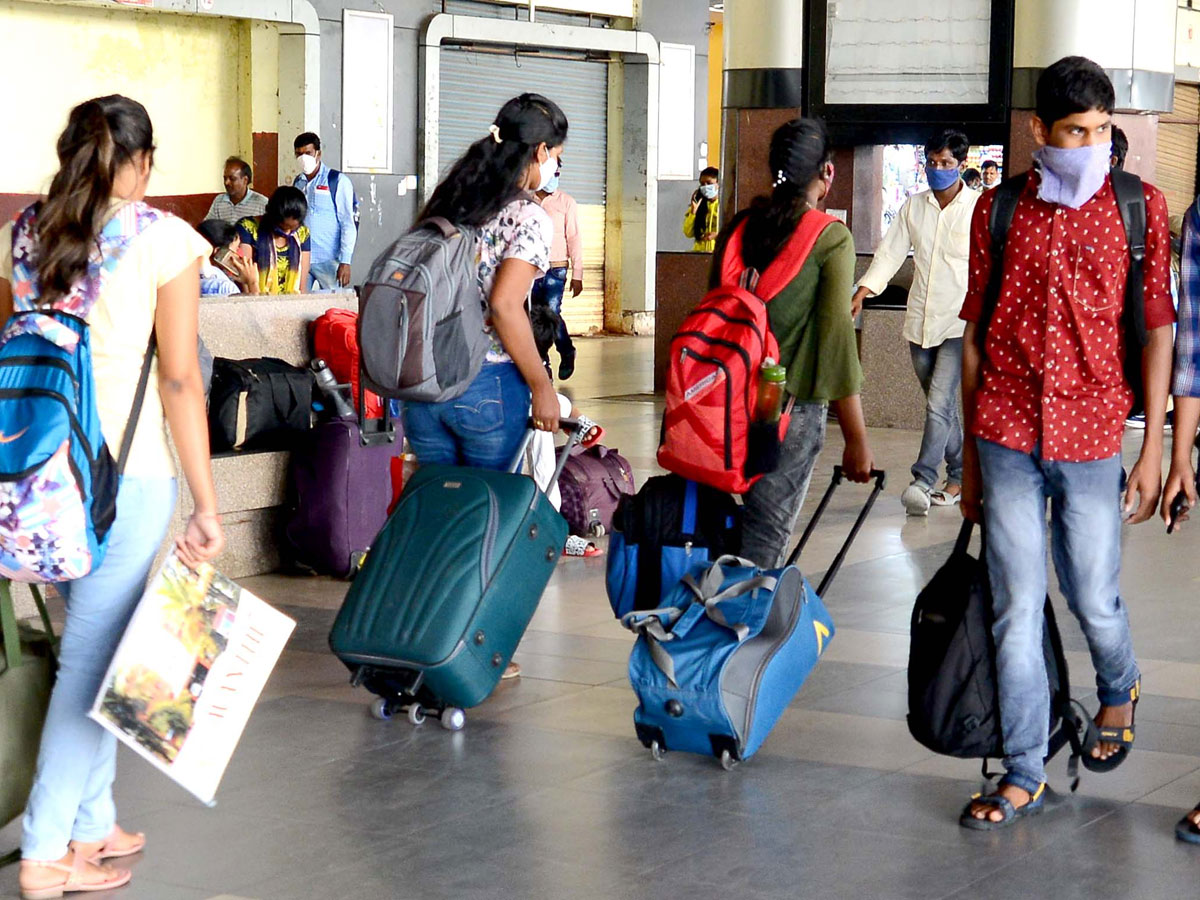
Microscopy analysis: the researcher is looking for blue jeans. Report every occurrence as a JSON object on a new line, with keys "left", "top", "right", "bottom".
{"left": 977, "top": 439, "right": 1139, "bottom": 792}
{"left": 22, "top": 477, "right": 177, "bottom": 860}
{"left": 307, "top": 259, "right": 341, "bottom": 292}
{"left": 909, "top": 338, "right": 963, "bottom": 489}
{"left": 530, "top": 266, "right": 576, "bottom": 359}
{"left": 402, "top": 361, "right": 531, "bottom": 470}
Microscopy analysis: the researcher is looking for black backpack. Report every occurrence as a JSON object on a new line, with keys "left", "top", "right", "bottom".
{"left": 606, "top": 475, "right": 743, "bottom": 618}
{"left": 907, "top": 522, "right": 1096, "bottom": 785}
{"left": 977, "top": 169, "right": 1148, "bottom": 409}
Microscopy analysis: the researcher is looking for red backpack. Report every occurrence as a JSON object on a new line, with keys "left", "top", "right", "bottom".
{"left": 310, "top": 308, "right": 382, "bottom": 418}
{"left": 658, "top": 210, "right": 838, "bottom": 494}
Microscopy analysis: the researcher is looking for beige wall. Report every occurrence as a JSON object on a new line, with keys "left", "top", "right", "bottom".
{"left": 0, "top": 0, "right": 279, "bottom": 196}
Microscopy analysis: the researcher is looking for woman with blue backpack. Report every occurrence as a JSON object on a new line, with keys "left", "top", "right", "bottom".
{"left": 708, "top": 118, "right": 874, "bottom": 568}
{"left": 0, "top": 95, "right": 224, "bottom": 898}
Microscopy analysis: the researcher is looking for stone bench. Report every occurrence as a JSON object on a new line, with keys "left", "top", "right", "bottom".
{"left": 179, "top": 292, "right": 359, "bottom": 579}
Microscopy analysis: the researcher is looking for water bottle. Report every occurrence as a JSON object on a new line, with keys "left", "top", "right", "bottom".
{"left": 755, "top": 358, "right": 787, "bottom": 424}
{"left": 311, "top": 358, "right": 354, "bottom": 419}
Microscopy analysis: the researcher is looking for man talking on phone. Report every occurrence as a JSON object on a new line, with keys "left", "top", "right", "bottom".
{"left": 293, "top": 132, "right": 357, "bottom": 291}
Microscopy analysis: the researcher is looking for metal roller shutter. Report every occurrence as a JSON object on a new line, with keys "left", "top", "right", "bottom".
{"left": 439, "top": 47, "right": 608, "bottom": 334}
{"left": 1156, "top": 84, "right": 1200, "bottom": 218}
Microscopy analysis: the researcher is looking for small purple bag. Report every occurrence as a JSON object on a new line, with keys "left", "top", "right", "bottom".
{"left": 558, "top": 445, "right": 635, "bottom": 537}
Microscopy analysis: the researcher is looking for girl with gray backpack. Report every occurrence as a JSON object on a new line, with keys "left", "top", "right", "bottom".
{"left": 361, "top": 94, "right": 568, "bottom": 680}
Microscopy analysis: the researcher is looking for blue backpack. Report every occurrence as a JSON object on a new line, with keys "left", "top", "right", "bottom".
{"left": 0, "top": 203, "right": 159, "bottom": 582}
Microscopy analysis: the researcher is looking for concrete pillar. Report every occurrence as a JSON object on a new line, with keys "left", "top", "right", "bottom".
{"left": 1009, "top": 0, "right": 1176, "bottom": 173}
{"left": 720, "top": 0, "right": 805, "bottom": 216}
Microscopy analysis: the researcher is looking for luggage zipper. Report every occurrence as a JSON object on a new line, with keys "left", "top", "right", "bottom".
{"left": 690, "top": 306, "right": 764, "bottom": 349}
{"left": 737, "top": 574, "right": 803, "bottom": 752}
{"left": 0, "top": 387, "right": 95, "bottom": 464}
{"left": 677, "top": 348, "right": 733, "bottom": 470}
{"left": 481, "top": 483, "right": 498, "bottom": 581}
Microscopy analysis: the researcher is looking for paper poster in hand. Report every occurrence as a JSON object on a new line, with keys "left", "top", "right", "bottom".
{"left": 88, "top": 553, "right": 295, "bottom": 805}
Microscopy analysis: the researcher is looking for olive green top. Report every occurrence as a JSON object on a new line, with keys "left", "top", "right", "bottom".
{"left": 712, "top": 218, "right": 863, "bottom": 402}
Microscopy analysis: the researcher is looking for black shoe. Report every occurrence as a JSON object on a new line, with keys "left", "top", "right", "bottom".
{"left": 558, "top": 353, "right": 576, "bottom": 381}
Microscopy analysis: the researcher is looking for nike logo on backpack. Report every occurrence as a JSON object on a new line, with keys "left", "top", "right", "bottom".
{"left": 0, "top": 427, "right": 29, "bottom": 443}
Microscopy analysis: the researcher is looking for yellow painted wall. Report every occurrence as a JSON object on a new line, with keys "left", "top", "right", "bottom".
{"left": 707, "top": 19, "right": 723, "bottom": 171}
{"left": 0, "top": 1, "right": 276, "bottom": 196}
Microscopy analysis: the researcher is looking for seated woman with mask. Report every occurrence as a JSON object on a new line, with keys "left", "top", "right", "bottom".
{"left": 234, "top": 186, "right": 310, "bottom": 294}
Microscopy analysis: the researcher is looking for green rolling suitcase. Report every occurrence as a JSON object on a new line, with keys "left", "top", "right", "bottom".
{"left": 329, "top": 421, "right": 583, "bottom": 729}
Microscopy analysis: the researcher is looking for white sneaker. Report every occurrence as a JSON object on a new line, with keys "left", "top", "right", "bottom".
{"left": 902, "top": 482, "right": 932, "bottom": 517}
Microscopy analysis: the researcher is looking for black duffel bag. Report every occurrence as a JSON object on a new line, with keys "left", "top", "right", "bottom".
{"left": 906, "top": 520, "right": 1095, "bottom": 785}
{"left": 208, "top": 357, "right": 313, "bottom": 453}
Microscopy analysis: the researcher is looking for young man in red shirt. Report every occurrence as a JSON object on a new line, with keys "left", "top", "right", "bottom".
{"left": 959, "top": 56, "right": 1175, "bottom": 828}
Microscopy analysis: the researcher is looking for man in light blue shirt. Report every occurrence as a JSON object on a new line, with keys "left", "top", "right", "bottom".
{"left": 293, "top": 132, "right": 357, "bottom": 291}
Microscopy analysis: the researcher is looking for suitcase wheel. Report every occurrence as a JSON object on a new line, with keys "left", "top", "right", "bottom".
{"left": 650, "top": 739, "right": 666, "bottom": 762}
{"left": 588, "top": 523, "right": 606, "bottom": 538}
{"left": 370, "top": 697, "right": 393, "bottom": 721}
{"left": 440, "top": 707, "right": 466, "bottom": 732}
{"left": 719, "top": 749, "right": 738, "bottom": 772}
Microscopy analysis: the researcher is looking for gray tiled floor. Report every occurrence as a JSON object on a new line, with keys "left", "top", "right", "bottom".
{"left": 4, "top": 336, "right": 1200, "bottom": 899}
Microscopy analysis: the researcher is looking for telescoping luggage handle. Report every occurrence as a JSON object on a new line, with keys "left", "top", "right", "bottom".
{"left": 785, "top": 466, "right": 886, "bottom": 597}
{"left": 509, "top": 417, "right": 587, "bottom": 493}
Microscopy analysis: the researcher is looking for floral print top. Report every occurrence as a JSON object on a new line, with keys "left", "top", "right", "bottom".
{"left": 476, "top": 197, "right": 552, "bottom": 362}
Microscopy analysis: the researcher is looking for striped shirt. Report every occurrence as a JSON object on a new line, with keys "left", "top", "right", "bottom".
{"left": 204, "top": 190, "right": 268, "bottom": 225}
{"left": 1174, "top": 199, "right": 1200, "bottom": 397}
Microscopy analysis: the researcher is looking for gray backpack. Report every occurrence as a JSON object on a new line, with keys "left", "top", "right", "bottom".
{"left": 357, "top": 217, "right": 489, "bottom": 403}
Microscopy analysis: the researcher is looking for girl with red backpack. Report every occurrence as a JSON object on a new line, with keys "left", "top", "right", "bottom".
{"left": 712, "top": 119, "right": 874, "bottom": 567}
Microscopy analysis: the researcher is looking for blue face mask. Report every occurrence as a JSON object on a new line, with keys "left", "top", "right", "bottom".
{"left": 1033, "top": 142, "right": 1112, "bottom": 209}
{"left": 542, "top": 175, "right": 560, "bottom": 194}
{"left": 925, "top": 166, "right": 961, "bottom": 192}
{"left": 700, "top": 182, "right": 719, "bottom": 200}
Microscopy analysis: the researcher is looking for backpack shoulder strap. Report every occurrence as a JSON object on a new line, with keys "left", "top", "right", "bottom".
{"left": 975, "top": 173, "right": 1028, "bottom": 350}
{"left": 754, "top": 210, "right": 840, "bottom": 301}
{"left": 1110, "top": 168, "right": 1148, "bottom": 347}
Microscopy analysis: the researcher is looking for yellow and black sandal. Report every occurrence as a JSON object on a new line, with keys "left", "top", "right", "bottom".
{"left": 1083, "top": 680, "right": 1139, "bottom": 774}
{"left": 959, "top": 781, "right": 1047, "bottom": 831}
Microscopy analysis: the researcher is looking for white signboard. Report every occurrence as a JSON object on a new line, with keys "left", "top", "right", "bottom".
{"left": 342, "top": 10, "right": 394, "bottom": 173}
{"left": 826, "top": 0, "right": 991, "bottom": 104}
{"left": 658, "top": 42, "right": 697, "bottom": 181}
{"left": 492, "top": 0, "right": 634, "bottom": 16}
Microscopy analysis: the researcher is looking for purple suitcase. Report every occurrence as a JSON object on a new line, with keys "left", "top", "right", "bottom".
{"left": 558, "top": 444, "right": 635, "bottom": 537}
{"left": 283, "top": 415, "right": 401, "bottom": 578}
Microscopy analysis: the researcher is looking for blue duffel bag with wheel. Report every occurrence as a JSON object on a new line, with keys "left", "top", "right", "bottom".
{"left": 622, "top": 467, "right": 885, "bottom": 768}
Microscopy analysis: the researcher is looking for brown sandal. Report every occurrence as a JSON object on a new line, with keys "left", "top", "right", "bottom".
{"left": 19, "top": 851, "right": 131, "bottom": 899}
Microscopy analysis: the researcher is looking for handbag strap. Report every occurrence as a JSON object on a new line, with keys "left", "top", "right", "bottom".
{"left": 117, "top": 334, "right": 156, "bottom": 474}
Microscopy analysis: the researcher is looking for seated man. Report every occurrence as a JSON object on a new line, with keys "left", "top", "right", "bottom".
{"left": 204, "top": 156, "right": 268, "bottom": 224}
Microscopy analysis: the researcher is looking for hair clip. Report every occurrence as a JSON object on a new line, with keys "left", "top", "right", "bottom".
{"left": 488, "top": 124, "right": 503, "bottom": 144}
{"left": 773, "top": 169, "right": 788, "bottom": 187}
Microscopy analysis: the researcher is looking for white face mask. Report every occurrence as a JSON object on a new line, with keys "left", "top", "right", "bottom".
{"left": 299, "top": 153, "right": 318, "bottom": 176}
{"left": 535, "top": 154, "right": 558, "bottom": 192}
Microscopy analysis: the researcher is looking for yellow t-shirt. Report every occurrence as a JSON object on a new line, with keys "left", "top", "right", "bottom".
{"left": 0, "top": 210, "right": 210, "bottom": 478}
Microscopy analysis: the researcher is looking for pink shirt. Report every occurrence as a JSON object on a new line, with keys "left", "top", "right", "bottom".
{"left": 537, "top": 190, "right": 584, "bottom": 284}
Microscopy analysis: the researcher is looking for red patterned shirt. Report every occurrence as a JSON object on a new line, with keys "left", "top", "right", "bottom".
{"left": 960, "top": 171, "right": 1174, "bottom": 462}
